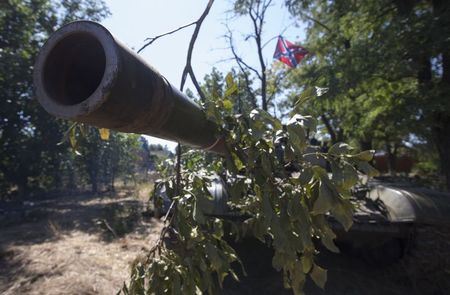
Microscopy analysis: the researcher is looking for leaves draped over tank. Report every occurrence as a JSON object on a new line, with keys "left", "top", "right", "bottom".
{"left": 122, "top": 75, "right": 375, "bottom": 295}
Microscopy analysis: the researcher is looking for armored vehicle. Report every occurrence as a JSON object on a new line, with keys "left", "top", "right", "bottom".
{"left": 34, "top": 21, "right": 450, "bottom": 291}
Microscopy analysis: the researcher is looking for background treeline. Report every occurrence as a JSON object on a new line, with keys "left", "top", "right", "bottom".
{"left": 0, "top": 0, "right": 172, "bottom": 200}
{"left": 219, "top": 0, "right": 450, "bottom": 190}
{"left": 281, "top": 0, "right": 450, "bottom": 190}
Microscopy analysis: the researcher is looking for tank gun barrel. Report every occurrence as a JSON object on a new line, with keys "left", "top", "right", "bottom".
{"left": 33, "top": 21, "right": 225, "bottom": 154}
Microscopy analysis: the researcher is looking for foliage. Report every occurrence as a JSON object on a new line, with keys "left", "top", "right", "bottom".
{"left": 123, "top": 75, "right": 375, "bottom": 294}
{"left": 283, "top": 0, "right": 450, "bottom": 189}
{"left": 60, "top": 124, "right": 150, "bottom": 193}
{"left": 0, "top": 0, "right": 110, "bottom": 198}
{"left": 201, "top": 68, "right": 257, "bottom": 113}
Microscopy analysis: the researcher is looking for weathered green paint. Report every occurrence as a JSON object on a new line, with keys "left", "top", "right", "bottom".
{"left": 34, "top": 21, "right": 225, "bottom": 153}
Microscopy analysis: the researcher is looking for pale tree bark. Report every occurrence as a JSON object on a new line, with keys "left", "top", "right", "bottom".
{"left": 226, "top": 0, "right": 274, "bottom": 111}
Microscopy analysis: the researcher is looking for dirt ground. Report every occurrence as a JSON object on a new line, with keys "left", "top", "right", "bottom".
{"left": 0, "top": 189, "right": 447, "bottom": 295}
{"left": 0, "top": 189, "right": 163, "bottom": 295}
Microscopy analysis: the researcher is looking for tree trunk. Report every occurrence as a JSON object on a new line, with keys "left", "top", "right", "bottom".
{"left": 67, "top": 167, "right": 76, "bottom": 194}
{"left": 434, "top": 3, "right": 450, "bottom": 190}
{"left": 432, "top": 115, "right": 450, "bottom": 191}
{"left": 385, "top": 142, "right": 398, "bottom": 176}
{"left": 51, "top": 158, "right": 62, "bottom": 191}
{"left": 321, "top": 113, "right": 337, "bottom": 143}
{"left": 111, "top": 169, "right": 115, "bottom": 192}
{"left": 360, "top": 140, "right": 372, "bottom": 151}
{"left": 88, "top": 168, "right": 98, "bottom": 194}
{"left": 91, "top": 180, "right": 98, "bottom": 194}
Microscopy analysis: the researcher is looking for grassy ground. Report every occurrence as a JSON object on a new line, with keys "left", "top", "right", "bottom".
{"left": 0, "top": 186, "right": 163, "bottom": 295}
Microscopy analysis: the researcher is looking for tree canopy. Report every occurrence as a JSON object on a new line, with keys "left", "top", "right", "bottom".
{"left": 280, "top": 0, "right": 450, "bottom": 189}
{"left": 0, "top": 0, "right": 148, "bottom": 198}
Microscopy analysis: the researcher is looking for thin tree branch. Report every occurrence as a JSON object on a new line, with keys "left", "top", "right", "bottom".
{"left": 137, "top": 0, "right": 214, "bottom": 102}
{"left": 262, "top": 35, "right": 279, "bottom": 50}
{"left": 300, "top": 11, "right": 332, "bottom": 32}
{"left": 266, "top": 70, "right": 285, "bottom": 104}
{"left": 137, "top": 21, "right": 197, "bottom": 54}
{"left": 261, "top": 23, "right": 294, "bottom": 49}
{"left": 224, "top": 27, "right": 258, "bottom": 107}
{"left": 225, "top": 27, "right": 262, "bottom": 79}
{"left": 180, "top": 0, "right": 214, "bottom": 102}
{"left": 248, "top": 0, "right": 272, "bottom": 111}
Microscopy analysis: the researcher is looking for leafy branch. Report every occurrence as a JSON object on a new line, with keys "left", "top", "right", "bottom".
{"left": 122, "top": 72, "right": 376, "bottom": 294}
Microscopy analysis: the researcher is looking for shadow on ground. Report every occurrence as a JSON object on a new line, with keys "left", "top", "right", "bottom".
{"left": 222, "top": 238, "right": 445, "bottom": 295}
{"left": 0, "top": 192, "right": 147, "bottom": 245}
{"left": 0, "top": 191, "right": 162, "bottom": 295}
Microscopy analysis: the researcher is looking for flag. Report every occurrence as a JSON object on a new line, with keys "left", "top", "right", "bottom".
{"left": 273, "top": 36, "right": 308, "bottom": 68}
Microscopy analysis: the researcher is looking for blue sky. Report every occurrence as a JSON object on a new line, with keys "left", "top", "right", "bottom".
{"left": 101, "top": 0, "right": 305, "bottom": 150}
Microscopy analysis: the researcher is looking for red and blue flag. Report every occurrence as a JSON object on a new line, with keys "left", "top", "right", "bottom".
{"left": 273, "top": 36, "right": 308, "bottom": 68}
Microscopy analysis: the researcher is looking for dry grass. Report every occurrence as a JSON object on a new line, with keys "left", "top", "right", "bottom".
{"left": 0, "top": 191, "right": 163, "bottom": 295}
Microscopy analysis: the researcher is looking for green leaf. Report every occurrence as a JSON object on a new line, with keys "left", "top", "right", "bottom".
{"left": 193, "top": 198, "right": 206, "bottom": 224}
{"left": 331, "top": 161, "right": 358, "bottom": 190}
{"left": 293, "top": 168, "right": 314, "bottom": 186}
{"left": 293, "top": 87, "right": 315, "bottom": 109}
{"left": 225, "top": 72, "right": 238, "bottom": 97}
{"left": 212, "top": 218, "right": 224, "bottom": 239}
{"left": 310, "top": 264, "right": 327, "bottom": 289}
{"left": 301, "top": 252, "right": 313, "bottom": 273}
{"left": 331, "top": 200, "right": 354, "bottom": 231}
{"left": 291, "top": 261, "right": 306, "bottom": 295}
{"left": 312, "top": 180, "right": 336, "bottom": 215}
{"left": 250, "top": 109, "right": 282, "bottom": 129}
{"left": 223, "top": 99, "right": 233, "bottom": 110}
{"left": 205, "top": 243, "right": 224, "bottom": 274}
{"left": 328, "top": 142, "right": 353, "bottom": 155}
{"left": 288, "top": 114, "right": 317, "bottom": 133}
{"left": 351, "top": 150, "right": 375, "bottom": 161}
{"left": 284, "top": 145, "right": 296, "bottom": 162}
{"left": 261, "top": 153, "right": 272, "bottom": 175}
{"left": 262, "top": 190, "right": 274, "bottom": 229}
{"left": 259, "top": 109, "right": 283, "bottom": 129}
{"left": 321, "top": 230, "right": 339, "bottom": 253}
{"left": 341, "top": 164, "right": 358, "bottom": 189}
{"left": 357, "top": 161, "right": 379, "bottom": 177}
{"left": 231, "top": 152, "right": 245, "bottom": 171}
{"left": 286, "top": 121, "right": 307, "bottom": 152}
{"left": 69, "top": 126, "right": 77, "bottom": 148}
{"left": 272, "top": 251, "right": 287, "bottom": 271}
{"left": 78, "top": 123, "right": 89, "bottom": 137}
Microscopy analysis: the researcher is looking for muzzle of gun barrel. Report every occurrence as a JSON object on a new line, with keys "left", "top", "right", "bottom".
{"left": 33, "top": 21, "right": 225, "bottom": 154}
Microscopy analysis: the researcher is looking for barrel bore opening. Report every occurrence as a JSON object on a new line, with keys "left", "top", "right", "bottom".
{"left": 43, "top": 32, "right": 106, "bottom": 105}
